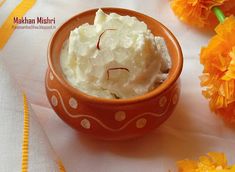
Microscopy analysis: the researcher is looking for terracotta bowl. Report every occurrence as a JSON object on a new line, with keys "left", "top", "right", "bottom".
{"left": 45, "top": 8, "right": 183, "bottom": 140}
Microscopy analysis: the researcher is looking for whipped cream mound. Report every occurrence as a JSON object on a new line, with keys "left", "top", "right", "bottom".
{"left": 61, "top": 9, "right": 171, "bottom": 99}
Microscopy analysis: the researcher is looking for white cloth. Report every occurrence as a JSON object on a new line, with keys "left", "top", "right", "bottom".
{"left": 1, "top": 0, "right": 235, "bottom": 172}
{"left": 0, "top": 61, "right": 63, "bottom": 171}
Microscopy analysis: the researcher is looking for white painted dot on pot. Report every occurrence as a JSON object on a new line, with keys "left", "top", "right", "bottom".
{"left": 136, "top": 118, "right": 147, "bottom": 129}
{"left": 49, "top": 72, "right": 54, "bottom": 80}
{"left": 51, "top": 95, "right": 58, "bottom": 107}
{"left": 80, "top": 119, "right": 91, "bottom": 129}
{"left": 172, "top": 93, "right": 178, "bottom": 105}
{"left": 69, "top": 97, "right": 78, "bottom": 109}
{"left": 114, "top": 111, "right": 126, "bottom": 122}
{"left": 159, "top": 96, "right": 167, "bottom": 107}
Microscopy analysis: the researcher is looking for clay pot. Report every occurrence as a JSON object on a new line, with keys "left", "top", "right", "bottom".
{"left": 45, "top": 8, "right": 183, "bottom": 140}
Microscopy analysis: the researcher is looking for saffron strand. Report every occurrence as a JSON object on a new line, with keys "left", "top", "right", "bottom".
{"left": 96, "top": 29, "right": 116, "bottom": 50}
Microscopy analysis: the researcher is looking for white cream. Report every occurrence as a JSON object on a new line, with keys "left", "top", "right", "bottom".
{"left": 61, "top": 9, "right": 171, "bottom": 99}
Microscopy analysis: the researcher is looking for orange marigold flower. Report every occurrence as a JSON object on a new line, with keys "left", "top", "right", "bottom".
{"left": 177, "top": 152, "right": 235, "bottom": 172}
{"left": 200, "top": 16, "right": 235, "bottom": 123}
{"left": 170, "top": 0, "right": 227, "bottom": 28}
{"left": 221, "top": 0, "right": 235, "bottom": 17}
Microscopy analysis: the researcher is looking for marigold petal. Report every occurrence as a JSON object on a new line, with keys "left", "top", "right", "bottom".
{"left": 177, "top": 159, "right": 197, "bottom": 172}
{"left": 207, "top": 152, "right": 227, "bottom": 167}
{"left": 216, "top": 102, "right": 235, "bottom": 123}
{"left": 171, "top": 0, "right": 228, "bottom": 28}
{"left": 176, "top": 152, "right": 235, "bottom": 172}
{"left": 200, "top": 16, "right": 235, "bottom": 123}
{"left": 223, "top": 47, "right": 235, "bottom": 80}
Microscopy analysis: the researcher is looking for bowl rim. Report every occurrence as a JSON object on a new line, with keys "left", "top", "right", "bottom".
{"left": 48, "top": 7, "right": 183, "bottom": 105}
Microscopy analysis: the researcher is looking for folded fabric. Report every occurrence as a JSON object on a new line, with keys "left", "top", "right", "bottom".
{"left": 0, "top": 61, "right": 66, "bottom": 172}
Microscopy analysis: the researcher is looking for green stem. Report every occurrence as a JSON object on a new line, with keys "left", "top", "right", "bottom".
{"left": 212, "top": 6, "right": 225, "bottom": 23}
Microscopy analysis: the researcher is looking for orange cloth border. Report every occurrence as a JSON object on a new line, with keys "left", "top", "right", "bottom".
{"left": 0, "top": 0, "right": 6, "bottom": 7}
{"left": 22, "top": 94, "right": 67, "bottom": 172}
{"left": 58, "top": 160, "right": 67, "bottom": 172}
{"left": 0, "top": 0, "right": 36, "bottom": 49}
{"left": 22, "top": 94, "right": 29, "bottom": 172}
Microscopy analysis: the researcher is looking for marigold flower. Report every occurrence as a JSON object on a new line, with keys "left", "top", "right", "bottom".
{"left": 177, "top": 152, "right": 235, "bottom": 172}
{"left": 200, "top": 16, "right": 235, "bottom": 123}
{"left": 221, "top": 0, "right": 235, "bottom": 17}
{"left": 170, "top": 0, "right": 227, "bottom": 28}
